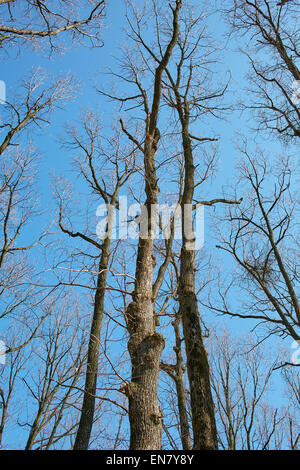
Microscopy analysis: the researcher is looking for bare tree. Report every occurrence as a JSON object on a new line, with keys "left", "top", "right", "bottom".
{"left": 224, "top": 0, "right": 300, "bottom": 140}
{"left": 0, "top": 71, "right": 76, "bottom": 360}
{"left": 211, "top": 146, "right": 299, "bottom": 343}
{"left": 0, "top": 343, "right": 29, "bottom": 448}
{"left": 2, "top": 0, "right": 298, "bottom": 452}
{"left": 281, "top": 365, "right": 300, "bottom": 449}
{"left": 0, "top": 69, "right": 75, "bottom": 156}
{"left": 208, "top": 328, "right": 290, "bottom": 450}
{"left": 57, "top": 114, "right": 135, "bottom": 450}
{"left": 0, "top": 0, "right": 105, "bottom": 52}
{"left": 105, "top": 0, "right": 240, "bottom": 449}
{"left": 159, "top": 3, "right": 243, "bottom": 448}
{"left": 101, "top": 0, "right": 183, "bottom": 450}
{"left": 0, "top": 148, "right": 50, "bottom": 356}
{"left": 20, "top": 296, "right": 88, "bottom": 450}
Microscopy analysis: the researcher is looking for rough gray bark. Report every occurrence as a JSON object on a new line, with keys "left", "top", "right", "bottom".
{"left": 124, "top": 0, "right": 182, "bottom": 450}
{"left": 178, "top": 128, "right": 218, "bottom": 450}
{"left": 125, "top": 124, "right": 166, "bottom": 450}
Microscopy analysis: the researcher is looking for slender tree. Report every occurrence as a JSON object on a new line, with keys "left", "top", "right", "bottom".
{"left": 160, "top": 314, "right": 192, "bottom": 450}
{"left": 58, "top": 115, "right": 135, "bottom": 450}
{"left": 161, "top": 6, "right": 241, "bottom": 448}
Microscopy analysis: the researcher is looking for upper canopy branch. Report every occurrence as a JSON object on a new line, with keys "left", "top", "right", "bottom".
{"left": 0, "top": 0, "right": 105, "bottom": 49}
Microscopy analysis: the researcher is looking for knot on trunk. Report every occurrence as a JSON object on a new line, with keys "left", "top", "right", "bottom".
{"left": 150, "top": 413, "right": 162, "bottom": 425}
{"left": 125, "top": 301, "right": 138, "bottom": 335}
{"left": 128, "top": 332, "right": 165, "bottom": 370}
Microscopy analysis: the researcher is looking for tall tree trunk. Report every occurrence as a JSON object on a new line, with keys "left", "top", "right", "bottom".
{"left": 126, "top": 135, "right": 165, "bottom": 450}
{"left": 125, "top": 1, "right": 182, "bottom": 449}
{"left": 73, "top": 235, "right": 110, "bottom": 449}
{"left": 179, "top": 125, "right": 218, "bottom": 450}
